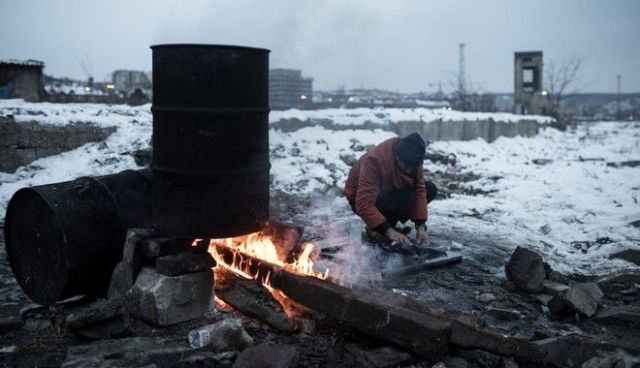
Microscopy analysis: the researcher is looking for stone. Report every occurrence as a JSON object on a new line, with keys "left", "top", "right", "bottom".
{"left": 232, "top": 343, "right": 298, "bottom": 368}
{"left": 505, "top": 246, "right": 545, "bottom": 293}
{"left": 156, "top": 251, "right": 215, "bottom": 276}
{"left": 561, "top": 282, "right": 604, "bottom": 317}
{"left": 498, "top": 357, "right": 519, "bottom": 368}
{"left": 361, "top": 346, "right": 415, "bottom": 368}
{"left": 486, "top": 307, "right": 523, "bottom": 321}
{"left": 594, "top": 305, "right": 640, "bottom": 326}
{"left": 61, "top": 336, "right": 192, "bottom": 368}
{"left": 455, "top": 349, "right": 501, "bottom": 368}
{"left": 432, "top": 363, "right": 446, "bottom": 368}
{"left": 125, "top": 267, "right": 213, "bottom": 326}
{"left": 596, "top": 270, "right": 640, "bottom": 293}
{"left": 0, "top": 303, "right": 23, "bottom": 334}
{"left": 609, "top": 249, "right": 640, "bottom": 266}
{"left": 442, "top": 356, "right": 469, "bottom": 368}
{"left": 476, "top": 293, "right": 496, "bottom": 303}
{"left": 581, "top": 356, "right": 625, "bottom": 368}
{"left": 72, "top": 316, "right": 129, "bottom": 340}
{"left": 107, "top": 228, "right": 155, "bottom": 299}
{"left": 534, "top": 335, "right": 639, "bottom": 368}
{"left": 0, "top": 316, "right": 23, "bottom": 334}
{"left": 139, "top": 236, "right": 194, "bottom": 258}
{"left": 205, "top": 318, "right": 254, "bottom": 352}
{"left": 66, "top": 298, "right": 124, "bottom": 330}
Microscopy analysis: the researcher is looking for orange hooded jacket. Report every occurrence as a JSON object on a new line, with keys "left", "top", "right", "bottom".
{"left": 343, "top": 137, "right": 427, "bottom": 231}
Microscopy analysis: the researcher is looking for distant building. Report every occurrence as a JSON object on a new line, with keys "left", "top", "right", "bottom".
{"left": 269, "top": 69, "right": 313, "bottom": 110}
{"left": 0, "top": 59, "right": 45, "bottom": 102}
{"left": 514, "top": 51, "right": 545, "bottom": 115}
{"left": 112, "top": 70, "right": 151, "bottom": 95}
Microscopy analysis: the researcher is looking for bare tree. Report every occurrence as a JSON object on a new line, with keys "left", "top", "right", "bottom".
{"left": 545, "top": 56, "right": 586, "bottom": 120}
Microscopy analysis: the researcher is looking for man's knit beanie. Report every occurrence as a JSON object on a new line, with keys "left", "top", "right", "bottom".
{"left": 394, "top": 133, "right": 426, "bottom": 167}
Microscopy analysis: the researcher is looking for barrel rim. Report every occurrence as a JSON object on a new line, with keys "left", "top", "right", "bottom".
{"left": 5, "top": 187, "right": 69, "bottom": 304}
{"left": 150, "top": 43, "right": 270, "bottom": 53}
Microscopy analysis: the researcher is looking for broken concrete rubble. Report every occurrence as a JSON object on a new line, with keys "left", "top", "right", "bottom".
{"left": 594, "top": 305, "right": 640, "bottom": 326}
{"left": 125, "top": 267, "right": 212, "bottom": 326}
{"left": 549, "top": 282, "right": 604, "bottom": 317}
{"left": 108, "top": 228, "right": 155, "bottom": 300}
{"left": 198, "top": 318, "right": 254, "bottom": 352}
{"left": 232, "top": 342, "right": 298, "bottom": 368}
{"left": 505, "top": 246, "right": 546, "bottom": 293}
{"left": 61, "top": 336, "right": 192, "bottom": 368}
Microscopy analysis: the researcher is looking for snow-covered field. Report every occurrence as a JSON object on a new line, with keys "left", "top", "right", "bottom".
{"left": 1, "top": 100, "right": 638, "bottom": 275}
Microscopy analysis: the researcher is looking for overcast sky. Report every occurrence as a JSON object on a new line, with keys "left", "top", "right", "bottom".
{"left": 1, "top": 0, "right": 638, "bottom": 93}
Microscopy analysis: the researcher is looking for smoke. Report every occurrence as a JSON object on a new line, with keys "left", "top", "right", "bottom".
{"left": 301, "top": 195, "right": 402, "bottom": 288}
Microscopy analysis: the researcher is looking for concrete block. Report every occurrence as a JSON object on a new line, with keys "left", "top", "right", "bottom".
{"left": 125, "top": 267, "right": 213, "bottom": 326}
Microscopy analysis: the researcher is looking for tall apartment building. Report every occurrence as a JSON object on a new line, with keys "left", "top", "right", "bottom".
{"left": 269, "top": 69, "right": 313, "bottom": 110}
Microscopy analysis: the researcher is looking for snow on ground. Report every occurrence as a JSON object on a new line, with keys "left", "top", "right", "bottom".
{"left": 271, "top": 107, "right": 553, "bottom": 126}
{"left": 0, "top": 100, "right": 152, "bottom": 210}
{"left": 0, "top": 100, "right": 638, "bottom": 275}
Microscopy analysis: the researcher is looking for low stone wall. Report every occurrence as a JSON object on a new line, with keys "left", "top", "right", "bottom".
{"left": 271, "top": 118, "right": 543, "bottom": 142}
{"left": 0, "top": 116, "right": 116, "bottom": 173}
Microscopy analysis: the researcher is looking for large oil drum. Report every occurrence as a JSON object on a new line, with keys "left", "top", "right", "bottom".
{"left": 4, "top": 169, "right": 152, "bottom": 304}
{"left": 151, "top": 44, "right": 270, "bottom": 238}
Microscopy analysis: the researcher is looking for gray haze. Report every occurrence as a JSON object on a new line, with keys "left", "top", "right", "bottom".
{"left": 1, "top": 0, "right": 638, "bottom": 93}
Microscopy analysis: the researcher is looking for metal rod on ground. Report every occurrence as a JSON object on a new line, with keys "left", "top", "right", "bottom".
{"left": 383, "top": 255, "right": 463, "bottom": 279}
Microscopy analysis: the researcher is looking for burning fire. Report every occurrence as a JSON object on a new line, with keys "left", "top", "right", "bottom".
{"left": 200, "top": 231, "right": 328, "bottom": 318}
{"left": 204, "top": 232, "right": 329, "bottom": 282}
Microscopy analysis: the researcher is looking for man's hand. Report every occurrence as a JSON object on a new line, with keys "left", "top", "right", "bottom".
{"left": 416, "top": 226, "right": 429, "bottom": 246}
{"left": 385, "top": 228, "right": 410, "bottom": 245}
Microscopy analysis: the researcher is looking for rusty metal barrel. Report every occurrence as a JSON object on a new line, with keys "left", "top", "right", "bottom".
{"left": 4, "top": 169, "right": 152, "bottom": 304}
{"left": 151, "top": 44, "right": 270, "bottom": 238}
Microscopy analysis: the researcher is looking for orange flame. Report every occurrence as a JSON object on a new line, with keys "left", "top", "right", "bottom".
{"left": 201, "top": 231, "right": 328, "bottom": 319}
{"left": 204, "top": 232, "right": 329, "bottom": 282}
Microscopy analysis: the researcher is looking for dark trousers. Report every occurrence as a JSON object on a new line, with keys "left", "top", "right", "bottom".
{"left": 350, "top": 181, "right": 438, "bottom": 227}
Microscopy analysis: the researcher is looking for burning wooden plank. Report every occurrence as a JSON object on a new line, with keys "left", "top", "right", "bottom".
{"left": 210, "top": 242, "right": 450, "bottom": 358}
{"left": 216, "top": 275, "right": 296, "bottom": 333}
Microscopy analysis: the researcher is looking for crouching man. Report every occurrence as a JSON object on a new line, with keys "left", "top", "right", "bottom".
{"left": 344, "top": 133, "right": 437, "bottom": 245}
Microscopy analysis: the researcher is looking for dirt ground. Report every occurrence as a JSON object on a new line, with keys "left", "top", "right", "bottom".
{"left": 1, "top": 185, "right": 639, "bottom": 367}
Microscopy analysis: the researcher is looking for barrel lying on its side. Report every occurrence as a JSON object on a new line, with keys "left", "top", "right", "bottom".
{"left": 4, "top": 169, "right": 152, "bottom": 305}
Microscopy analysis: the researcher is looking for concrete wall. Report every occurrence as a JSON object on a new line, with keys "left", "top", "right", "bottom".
{"left": 271, "top": 118, "right": 543, "bottom": 142}
{"left": 0, "top": 116, "right": 116, "bottom": 173}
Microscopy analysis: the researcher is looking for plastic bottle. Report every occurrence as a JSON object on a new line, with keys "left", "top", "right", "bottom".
{"left": 187, "top": 325, "right": 214, "bottom": 349}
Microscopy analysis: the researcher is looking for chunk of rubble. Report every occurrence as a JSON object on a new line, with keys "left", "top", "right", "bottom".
{"left": 204, "top": 318, "right": 254, "bottom": 352}
{"left": 108, "top": 228, "right": 154, "bottom": 299}
{"left": 549, "top": 282, "right": 604, "bottom": 317}
{"left": 505, "top": 246, "right": 545, "bottom": 293}
{"left": 232, "top": 342, "right": 298, "bottom": 368}
{"left": 125, "top": 267, "right": 213, "bottom": 326}
{"left": 61, "top": 336, "right": 191, "bottom": 368}
{"left": 594, "top": 306, "right": 640, "bottom": 326}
